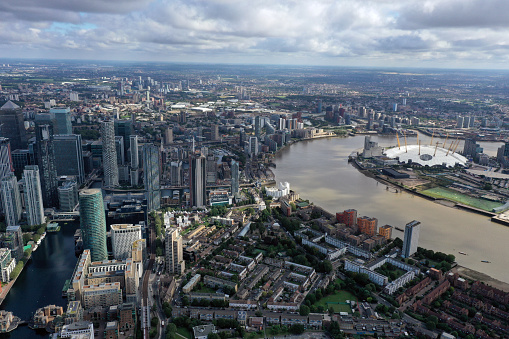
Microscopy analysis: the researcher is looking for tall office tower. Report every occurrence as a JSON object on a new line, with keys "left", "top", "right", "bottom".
{"left": 254, "top": 116, "right": 261, "bottom": 137}
{"left": 35, "top": 123, "right": 58, "bottom": 207}
{"left": 170, "top": 161, "right": 182, "bottom": 186}
{"left": 110, "top": 224, "right": 142, "bottom": 260}
{"left": 101, "top": 120, "right": 119, "bottom": 188}
{"left": 142, "top": 144, "right": 161, "bottom": 212}
{"left": 165, "top": 227, "right": 184, "bottom": 275}
{"left": 239, "top": 130, "right": 246, "bottom": 147}
{"left": 231, "top": 160, "right": 239, "bottom": 196}
{"left": 463, "top": 138, "right": 483, "bottom": 161}
{"left": 0, "top": 138, "right": 13, "bottom": 180}
{"left": 79, "top": 189, "right": 108, "bottom": 262}
{"left": 463, "top": 116, "right": 470, "bottom": 128}
{"left": 189, "top": 154, "right": 206, "bottom": 208}
{"left": 114, "top": 120, "right": 133, "bottom": 157}
{"left": 165, "top": 127, "right": 173, "bottom": 145}
{"left": 57, "top": 180, "right": 79, "bottom": 212}
{"left": 0, "top": 101, "right": 27, "bottom": 151}
{"left": 115, "top": 136, "right": 125, "bottom": 165}
{"left": 129, "top": 135, "right": 139, "bottom": 169}
{"left": 1, "top": 174, "right": 22, "bottom": 226}
{"left": 206, "top": 154, "right": 217, "bottom": 185}
{"left": 248, "top": 136, "right": 258, "bottom": 157}
{"left": 49, "top": 107, "right": 72, "bottom": 135}
{"left": 5, "top": 225, "right": 23, "bottom": 260}
{"left": 358, "top": 106, "right": 366, "bottom": 118}
{"left": 402, "top": 220, "right": 421, "bottom": 258}
{"left": 53, "top": 134, "right": 85, "bottom": 184}
{"left": 23, "top": 165, "right": 45, "bottom": 226}
{"left": 211, "top": 124, "right": 219, "bottom": 141}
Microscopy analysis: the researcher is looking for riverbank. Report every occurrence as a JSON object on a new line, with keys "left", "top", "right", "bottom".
{"left": 455, "top": 266, "right": 509, "bottom": 292}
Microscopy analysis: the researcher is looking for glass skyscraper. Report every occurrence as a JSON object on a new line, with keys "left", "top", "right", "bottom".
{"left": 79, "top": 189, "right": 108, "bottom": 262}
{"left": 142, "top": 144, "right": 160, "bottom": 212}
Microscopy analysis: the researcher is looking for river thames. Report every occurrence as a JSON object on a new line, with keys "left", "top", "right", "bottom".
{"left": 273, "top": 135, "right": 509, "bottom": 283}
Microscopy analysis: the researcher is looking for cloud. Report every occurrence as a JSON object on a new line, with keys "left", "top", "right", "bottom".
{"left": 0, "top": 0, "right": 508, "bottom": 68}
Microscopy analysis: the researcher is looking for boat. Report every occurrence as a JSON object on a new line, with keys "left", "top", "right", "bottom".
{"left": 395, "top": 227, "right": 404, "bottom": 232}
{"left": 458, "top": 252, "right": 467, "bottom": 255}
{"left": 481, "top": 260, "right": 491, "bottom": 263}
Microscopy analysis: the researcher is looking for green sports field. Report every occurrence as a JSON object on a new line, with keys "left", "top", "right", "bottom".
{"left": 314, "top": 290, "right": 357, "bottom": 313}
{"left": 421, "top": 187, "right": 502, "bottom": 211}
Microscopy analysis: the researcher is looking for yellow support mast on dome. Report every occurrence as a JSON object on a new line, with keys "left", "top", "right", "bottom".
{"left": 403, "top": 131, "right": 408, "bottom": 153}
{"left": 443, "top": 133, "right": 449, "bottom": 148}
{"left": 396, "top": 131, "right": 401, "bottom": 149}
{"left": 430, "top": 129, "right": 434, "bottom": 146}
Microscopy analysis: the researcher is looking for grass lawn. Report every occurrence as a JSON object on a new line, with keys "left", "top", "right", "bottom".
{"left": 193, "top": 286, "right": 217, "bottom": 294}
{"left": 421, "top": 187, "right": 502, "bottom": 211}
{"left": 176, "top": 327, "right": 192, "bottom": 339}
{"left": 314, "top": 290, "right": 357, "bottom": 314}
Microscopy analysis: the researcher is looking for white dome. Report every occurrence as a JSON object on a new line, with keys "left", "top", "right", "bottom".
{"left": 384, "top": 145, "right": 467, "bottom": 167}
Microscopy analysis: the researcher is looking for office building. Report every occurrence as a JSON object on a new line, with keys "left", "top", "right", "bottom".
{"left": 231, "top": 160, "right": 239, "bottom": 196}
{"left": 115, "top": 136, "right": 125, "bottom": 165}
{"left": 142, "top": 144, "right": 160, "bottom": 212}
{"left": 170, "top": 161, "right": 182, "bottom": 186}
{"left": 1, "top": 175, "right": 22, "bottom": 227}
{"left": 254, "top": 116, "right": 261, "bottom": 137}
{"left": 0, "top": 138, "right": 13, "bottom": 181}
{"left": 101, "top": 121, "right": 119, "bottom": 187}
{"left": 49, "top": 107, "right": 72, "bottom": 135}
{"left": 0, "top": 101, "right": 27, "bottom": 151}
{"left": 35, "top": 123, "right": 58, "bottom": 207}
{"left": 114, "top": 120, "right": 133, "bottom": 157}
{"left": 129, "top": 135, "right": 139, "bottom": 169}
{"left": 402, "top": 220, "right": 421, "bottom": 258}
{"left": 110, "top": 224, "right": 142, "bottom": 260}
{"left": 79, "top": 189, "right": 108, "bottom": 262}
{"left": 53, "top": 134, "right": 85, "bottom": 184}
{"left": 248, "top": 136, "right": 258, "bottom": 157}
{"left": 206, "top": 153, "right": 217, "bottom": 185}
{"left": 0, "top": 248, "right": 15, "bottom": 283}
{"left": 378, "top": 225, "right": 393, "bottom": 240}
{"left": 165, "top": 227, "right": 184, "bottom": 275}
{"left": 189, "top": 154, "right": 206, "bottom": 208}
{"left": 58, "top": 180, "right": 79, "bottom": 212}
{"left": 357, "top": 216, "right": 378, "bottom": 237}
{"left": 211, "top": 124, "right": 219, "bottom": 141}
{"left": 5, "top": 226, "right": 23, "bottom": 261}
{"left": 463, "top": 138, "right": 483, "bottom": 162}
{"left": 11, "top": 149, "right": 29, "bottom": 174}
{"left": 23, "top": 165, "right": 45, "bottom": 226}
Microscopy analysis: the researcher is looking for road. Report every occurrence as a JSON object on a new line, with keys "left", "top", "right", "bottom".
{"left": 142, "top": 217, "right": 156, "bottom": 339}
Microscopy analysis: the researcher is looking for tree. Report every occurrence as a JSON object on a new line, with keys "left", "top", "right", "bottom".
{"left": 207, "top": 334, "right": 221, "bottom": 339}
{"left": 299, "top": 305, "right": 310, "bottom": 316}
{"left": 289, "top": 324, "right": 305, "bottom": 335}
{"left": 167, "top": 323, "right": 177, "bottom": 334}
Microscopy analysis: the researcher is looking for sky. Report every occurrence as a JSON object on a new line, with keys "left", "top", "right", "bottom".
{"left": 1, "top": 0, "right": 509, "bottom": 69}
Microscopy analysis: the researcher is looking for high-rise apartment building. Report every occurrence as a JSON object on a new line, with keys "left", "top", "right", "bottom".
{"left": 231, "top": 160, "right": 239, "bottom": 197}
{"left": 211, "top": 124, "right": 219, "bottom": 141}
{"left": 5, "top": 225, "right": 23, "bottom": 261}
{"left": 0, "top": 138, "right": 13, "bottom": 181}
{"left": 53, "top": 134, "right": 85, "bottom": 184}
{"left": 129, "top": 135, "right": 139, "bottom": 169}
{"left": 0, "top": 101, "right": 27, "bottom": 151}
{"left": 402, "top": 220, "right": 421, "bottom": 258}
{"left": 357, "top": 216, "right": 378, "bottom": 237}
{"left": 23, "top": 165, "right": 45, "bottom": 226}
{"left": 189, "top": 154, "right": 206, "bottom": 208}
{"left": 248, "top": 136, "right": 258, "bottom": 156}
{"left": 165, "top": 227, "right": 184, "bottom": 275}
{"left": 79, "top": 189, "right": 108, "bottom": 262}
{"left": 254, "top": 116, "right": 261, "bottom": 137}
{"left": 170, "top": 161, "right": 182, "bottom": 186}
{"left": 101, "top": 121, "right": 119, "bottom": 188}
{"left": 35, "top": 123, "right": 58, "bottom": 207}
{"left": 1, "top": 175, "right": 22, "bottom": 226}
{"left": 49, "top": 107, "right": 72, "bottom": 135}
{"left": 110, "top": 224, "right": 142, "bottom": 260}
{"left": 142, "top": 144, "right": 160, "bottom": 212}
{"left": 165, "top": 127, "right": 173, "bottom": 145}
{"left": 336, "top": 209, "right": 357, "bottom": 228}
{"left": 58, "top": 180, "right": 79, "bottom": 212}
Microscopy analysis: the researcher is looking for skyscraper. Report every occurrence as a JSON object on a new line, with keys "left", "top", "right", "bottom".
{"left": 249, "top": 136, "right": 258, "bottom": 157}
{"left": 49, "top": 107, "right": 72, "bottom": 135}
{"left": 23, "top": 165, "right": 45, "bottom": 226}
{"left": 189, "top": 154, "right": 206, "bottom": 208}
{"left": 231, "top": 160, "right": 239, "bottom": 197}
{"left": 165, "top": 127, "right": 173, "bottom": 145}
{"left": 402, "top": 220, "right": 421, "bottom": 258}
{"left": 0, "top": 101, "right": 27, "bottom": 151}
{"left": 57, "top": 180, "right": 79, "bottom": 212}
{"left": 212, "top": 124, "right": 219, "bottom": 141}
{"left": 170, "top": 161, "right": 182, "bottom": 186}
{"left": 35, "top": 123, "right": 58, "bottom": 207}
{"left": 0, "top": 138, "right": 13, "bottom": 181}
{"left": 101, "top": 121, "right": 119, "bottom": 188}
{"left": 115, "top": 136, "right": 125, "bottom": 165}
{"left": 254, "top": 116, "right": 261, "bottom": 138}
{"left": 114, "top": 120, "right": 132, "bottom": 157}
{"left": 79, "top": 189, "right": 108, "bottom": 262}
{"left": 165, "top": 227, "right": 184, "bottom": 275}
{"left": 129, "top": 135, "right": 139, "bottom": 169}
{"left": 142, "top": 144, "right": 161, "bottom": 212}
{"left": 1, "top": 174, "right": 22, "bottom": 226}
{"left": 53, "top": 134, "right": 85, "bottom": 184}
{"left": 5, "top": 226, "right": 23, "bottom": 260}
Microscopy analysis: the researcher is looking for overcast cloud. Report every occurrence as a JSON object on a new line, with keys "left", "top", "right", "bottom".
{"left": 0, "top": 0, "right": 507, "bottom": 68}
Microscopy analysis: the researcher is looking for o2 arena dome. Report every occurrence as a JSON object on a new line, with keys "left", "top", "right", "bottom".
{"left": 384, "top": 144, "right": 468, "bottom": 167}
